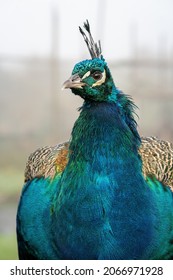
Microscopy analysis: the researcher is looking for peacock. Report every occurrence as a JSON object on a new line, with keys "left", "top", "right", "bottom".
{"left": 17, "top": 20, "right": 173, "bottom": 260}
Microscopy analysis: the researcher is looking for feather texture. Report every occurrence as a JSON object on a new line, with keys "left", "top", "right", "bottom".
{"left": 17, "top": 21, "right": 173, "bottom": 260}
{"left": 139, "top": 137, "right": 173, "bottom": 191}
{"left": 24, "top": 137, "right": 173, "bottom": 192}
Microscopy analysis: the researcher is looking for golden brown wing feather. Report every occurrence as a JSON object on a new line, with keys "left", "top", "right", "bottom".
{"left": 24, "top": 142, "right": 69, "bottom": 182}
{"left": 24, "top": 137, "right": 173, "bottom": 191}
{"left": 139, "top": 136, "right": 173, "bottom": 191}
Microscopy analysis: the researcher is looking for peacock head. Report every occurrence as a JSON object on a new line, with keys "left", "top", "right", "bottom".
{"left": 62, "top": 20, "right": 116, "bottom": 102}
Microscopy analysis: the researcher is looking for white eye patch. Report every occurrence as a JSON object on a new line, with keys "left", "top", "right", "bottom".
{"left": 92, "top": 69, "right": 106, "bottom": 87}
{"left": 81, "top": 69, "right": 106, "bottom": 88}
{"left": 81, "top": 71, "right": 91, "bottom": 80}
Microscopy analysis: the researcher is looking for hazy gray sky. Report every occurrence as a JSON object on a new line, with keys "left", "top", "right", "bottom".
{"left": 0, "top": 0, "right": 173, "bottom": 60}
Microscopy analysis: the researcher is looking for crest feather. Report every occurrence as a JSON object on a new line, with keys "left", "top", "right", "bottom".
{"left": 79, "top": 20, "right": 102, "bottom": 59}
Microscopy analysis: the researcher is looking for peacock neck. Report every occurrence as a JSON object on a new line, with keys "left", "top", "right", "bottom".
{"left": 68, "top": 100, "right": 141, "bottom": 168}
{"left": 53, "top": 99, "right": 151, "bottom": 260}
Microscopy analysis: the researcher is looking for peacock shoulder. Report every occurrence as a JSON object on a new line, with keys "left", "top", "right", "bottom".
{"left": 24, "top": 142, "right": 69, "bottom": 182}
{"left": 139, "top": 136, "right": 173, "bottom": 191}
{"left": 24, "top": 136, "right": 173, "bottom": 191}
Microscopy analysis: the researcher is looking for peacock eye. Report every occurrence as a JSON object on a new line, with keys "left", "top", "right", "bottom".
{"left": 91, "top": 71, "right": 102, "bottom": 81}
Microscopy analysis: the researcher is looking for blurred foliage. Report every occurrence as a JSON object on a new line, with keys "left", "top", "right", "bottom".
{"left": 0, "top": 169, "right": 22, "bottom": 259}
{"left": 0, "top": 169, "right": 23, "bottom": 197}
{"left": 0, "top": 234, "right": 18, "bottom": 260}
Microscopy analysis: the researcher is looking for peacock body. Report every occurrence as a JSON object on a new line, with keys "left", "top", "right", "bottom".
{"left": 17, "top": 21, "right": 173, "bottom": 260}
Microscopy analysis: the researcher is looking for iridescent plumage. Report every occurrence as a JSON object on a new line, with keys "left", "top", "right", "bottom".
{"left": 24, "top": 137, "right": 173, "bottom": 192}
{"left": 17, "top": 21, "right": 173, "bottom": 260}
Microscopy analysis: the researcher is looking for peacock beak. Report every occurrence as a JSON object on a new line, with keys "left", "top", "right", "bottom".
{"left": 62, "top": 74, "right": 86, "bottom": 90}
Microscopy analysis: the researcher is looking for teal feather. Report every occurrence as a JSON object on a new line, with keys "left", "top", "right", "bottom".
{"left": 16, "top": 21, "right": 173, "bottom": 260}
{"left": 17, "top": 176, "right": 61, "bottom": 259}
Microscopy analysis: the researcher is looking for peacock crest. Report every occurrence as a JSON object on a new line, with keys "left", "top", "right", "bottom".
{"left": 79, "top": 20, "right": 102, "bottom": 59}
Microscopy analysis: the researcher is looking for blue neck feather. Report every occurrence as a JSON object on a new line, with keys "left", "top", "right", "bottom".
{"left": 70, "top": 97, "right": 140, "bottom": 162}
{"left": 52, "top": 93, "right": 158, "bottom": 259}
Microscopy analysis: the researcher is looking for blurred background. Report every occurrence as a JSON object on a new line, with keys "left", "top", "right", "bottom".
{"left": 0, "top": 0, "right": 173, "bottom": 259}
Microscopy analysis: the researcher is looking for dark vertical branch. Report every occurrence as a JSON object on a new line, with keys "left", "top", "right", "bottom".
{"left": 96, "top": 0, "right": 106, "bottom": 42}
{"left": 157, "top": 33, "right": 168, "bottom": 93}
{"left": 50, "top": 1, "right": 59, "bottom": 141}
{"left": 129, "top": 22, "right": 139, "bottom": 91}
